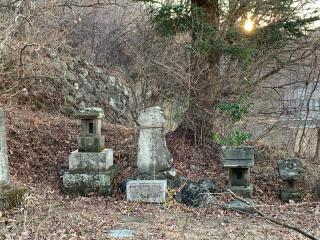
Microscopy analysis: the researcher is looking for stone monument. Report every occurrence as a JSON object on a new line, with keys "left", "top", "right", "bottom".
{"left": 126, "top": 106, "right": 173, "bottom": 203}
{"left": 223, "top": 146, "right": 254, "bottom": 197}
{"left": 137, "top": 106, "right": 172, "bottom": 175}
{"left": 278, "top": 158, "right": 301, "bottom": 202}
{"left": 63, "top": 107, "right": 118, "bottom": 196}
{"left": 0, "top": 108, "right": 26, "bottom": 210}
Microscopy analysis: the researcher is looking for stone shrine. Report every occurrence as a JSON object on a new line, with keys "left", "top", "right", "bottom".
{"left": 278, "top": 158, "right": 301, "bottom": 202}
{"left": 223, "top": 146, "right": 254, "bottom": 197}
{"left": 137, "top": 106, "right": 172, "bottom": 175}
{"left": 0, "top": 108, "right": 26, "bottom": 210}
{"left": 63, "top": 107, "right": 117, "bottom": 196}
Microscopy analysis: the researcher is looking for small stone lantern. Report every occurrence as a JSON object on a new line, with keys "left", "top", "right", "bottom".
{"left": 62, "top": 107, "right": 118, "bottom": 196}
{"left": 278, "top": 158, "right": 301, "bottom": 202}
{"left": 223, "top": 146, "right": 254, "bottom": 197}
{"left": 76, "top": 107, "right": 105, "bottom": 152}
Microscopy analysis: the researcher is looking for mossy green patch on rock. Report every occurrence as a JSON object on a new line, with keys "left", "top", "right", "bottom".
{"left": 0, "top": 186, "right": 27, "bottom": 210}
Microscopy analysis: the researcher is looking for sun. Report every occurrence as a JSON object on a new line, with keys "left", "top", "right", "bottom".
{"left": 244, "top": 18, "right": 254, "bottom": 32}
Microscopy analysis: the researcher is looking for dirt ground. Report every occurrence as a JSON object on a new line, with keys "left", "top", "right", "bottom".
{"left": 1, "top": 105, "right": 320, "bottom": 240}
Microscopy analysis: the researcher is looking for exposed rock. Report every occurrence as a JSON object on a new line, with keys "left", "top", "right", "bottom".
{"left": 176, "top": 179, "right": 217, "bottom": 207}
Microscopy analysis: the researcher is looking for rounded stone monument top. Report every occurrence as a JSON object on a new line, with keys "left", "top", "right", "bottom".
{"left": 76, "top": 107, "right": 105, "bottom": 119}
{"left": 138, "top": 106, "right": 165, "bottom": 128}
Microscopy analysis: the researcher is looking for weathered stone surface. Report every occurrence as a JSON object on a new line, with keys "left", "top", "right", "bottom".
{"left": 0, "top": 185, "right": 27, "bottom": 210}
{"left": 126, "top": 180, "right": 167, "bottom": 203}
{"left": 69, "top": 149, "right": 113, "bottom": 172}
{"left": 108, "top": 229, "right": 135, "bottom": 238}
{"left": 76, "top": 107, "right": 105, "bottom": 119}
{"left": 176, "top": 179, "right": 217, "bottom": 207}
{"left": 278, "top": 158, "right": 301, "bottom": 180}
{"left": 0, "top": 108, "right": 10, "bottom": 185}
{"left": 228, "top": 185, "right": 253, "bottom": 198}
{"left": 63, "top": 165, "right": 118, "bottom": 196}
{"left": 225, "top": 199, "right": 256, "bottom": 214}
{"left": 78, "top": 136, "right": 105, "bottom": 152}
{"left": 223, "top": 146, "right": 255, "bottom": 168}
{"left": 137, "top": 107, "right": 172, "bottom": 174}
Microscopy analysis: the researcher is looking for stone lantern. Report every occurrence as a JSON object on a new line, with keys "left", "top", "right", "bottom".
{"left": 63, "top": 107, "right": 118, "bottom": 196}
{"left": 278, "top": 158, "right": 301, "bottom": 202}
{"left": 223, "top": 146, "right": 254, "bottom": 197}
{"left": 77, "top": 107, "right": 105, "bottom": 152}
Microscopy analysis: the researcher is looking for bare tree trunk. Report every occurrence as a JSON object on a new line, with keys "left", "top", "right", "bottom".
{"left": 314, "top": 127, "right": 320, "bottom": 160}
{"left": 188, "top": 0, "right": 221, "bottom": 144}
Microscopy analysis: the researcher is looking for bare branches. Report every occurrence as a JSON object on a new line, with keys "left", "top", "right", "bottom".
{"left": 227, "top": 190, "right": 320, "bottom": 240}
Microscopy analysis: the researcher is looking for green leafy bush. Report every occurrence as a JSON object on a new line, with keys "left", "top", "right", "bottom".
{"left": 212, "top": 130, "right": 252, "bottom": 147}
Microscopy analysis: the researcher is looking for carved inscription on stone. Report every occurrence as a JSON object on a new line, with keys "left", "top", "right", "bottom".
{"left": 127, "top": 180, "right": 167, "bottom": 203}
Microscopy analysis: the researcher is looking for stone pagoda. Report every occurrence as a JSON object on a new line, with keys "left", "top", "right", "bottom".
{"left": 278, "top": 158, "right": 301, "bottom": 202}
{"left": 63, "top": 107, "right": 117, "bottom": 196}
{"left": 223, "top": 146, "right": 254, "bottom": 197}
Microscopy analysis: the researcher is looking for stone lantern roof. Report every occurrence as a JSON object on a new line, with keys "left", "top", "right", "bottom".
{"left": 76, "top": 107, "right": 105, "bottom": 119}
{"left": 223, "top": 146, "right": 254, "bottom": 168}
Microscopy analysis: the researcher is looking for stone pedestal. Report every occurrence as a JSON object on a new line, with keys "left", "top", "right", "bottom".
{"left": 62, "top": 107, "right": 117, "bottom": 196}
{"left": 278, "top": 158, "right": 301, "bottom": 202}
{"left": 137, "top": 107, "right": 172, "bottom": 175}
{"left": 0, "top": 108, "right": 26, "bottom": 210}
{"left": 223, "top": 146, "right": 254, "bottom": 197}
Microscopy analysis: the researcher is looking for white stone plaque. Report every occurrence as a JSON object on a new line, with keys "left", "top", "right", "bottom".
{"left": 126, "top": 180, "right": 167, "bottom": 203}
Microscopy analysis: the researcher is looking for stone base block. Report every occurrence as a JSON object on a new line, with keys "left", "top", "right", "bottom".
{"left": 229, "top": 185, "right": 253, "bottom": 198}
{"left": 78, "top": 136, "right": 105, "bottom": 152}
{"left": 62, "top": 165, "right": 118, "bottom": 196}
{"left": 0, "top": 185, "right": 27, "bottom": 210}
{"left": 69, "top": 149, "right": 113, "bottom": 172}
{"left": 280, "top": 191, "right": 301, "bottom": 202}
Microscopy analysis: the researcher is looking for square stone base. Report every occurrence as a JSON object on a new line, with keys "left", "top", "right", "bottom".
{"left": 62, "top": 165, "right": 118, "bottom": 196}
{"left": 228, "top": 185, "right": 253, "bottom": 198}
{"left": 0, "top": 185, "right": 27, "bottom": 210}
{"left": 69, "top": 149, "right": 113, "bottom": 172}
{"left": 280, "top": 191, "right": 301, "bottom": 202}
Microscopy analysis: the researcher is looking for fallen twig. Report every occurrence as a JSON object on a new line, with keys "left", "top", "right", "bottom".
{"left": 226, "top": 189, "right": 319, "bottom": 240}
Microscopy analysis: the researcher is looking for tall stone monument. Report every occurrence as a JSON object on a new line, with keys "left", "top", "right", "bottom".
{"left": 0, "top": 109, "right": 10, "bottom": 185}
{"left": 63, "top": 107, "right": 118, "bottom": 196}
{"left": 137, "top": 106, "right": 172, "bottom": 175}
{"left": 0, "top": 108, "right": 26, "bottom": 210}
{"left": 126, "top": 107, "right": 172, "bottom": 203}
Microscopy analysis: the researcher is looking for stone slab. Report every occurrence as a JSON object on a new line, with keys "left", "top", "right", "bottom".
{"left": 108, "top": 229, "right": 135, "bottom": 238}
{"left": 62, "top": 165, "right": 118, "bottom": 196}
{"left": 0, "top": 185, "right": 27, "bottom": 210}
{"left": 228, "top": 185, "right": 253, "bottom": 198}
{"left": 226, "top": 199, "right": 256, "bottom": 214}
{"left": 78, "top": 135, "right": 105, "bottom": 152}
{"left": 127, "top": 180, "right": 167, "bottom": 203}
{"left": 68, "top": 149, "right": 113, "bottom": 172}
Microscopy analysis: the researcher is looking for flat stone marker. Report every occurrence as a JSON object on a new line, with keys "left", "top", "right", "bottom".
{"left": 109, "top": 229, "right": 135, "bottom": 238}
{"left": 127, "top": 180, "right": 167, "bottom": 203}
